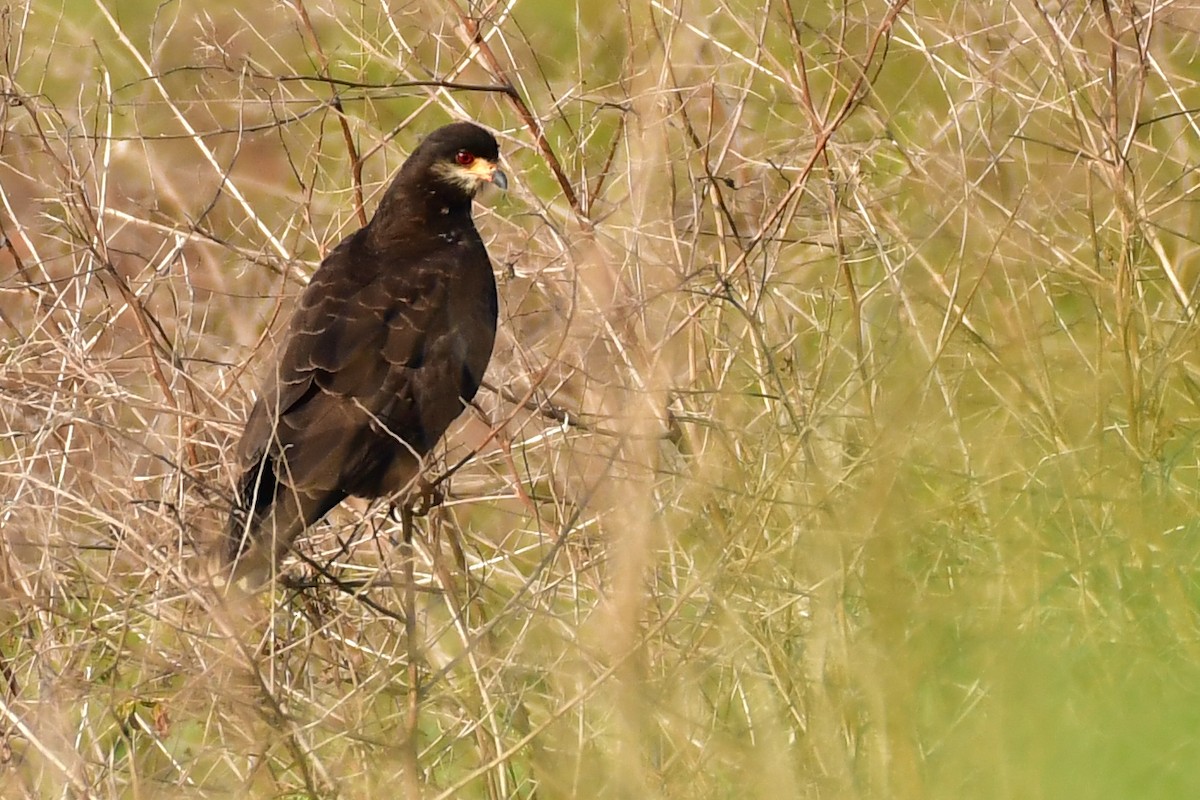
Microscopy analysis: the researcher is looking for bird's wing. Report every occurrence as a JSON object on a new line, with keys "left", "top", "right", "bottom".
{"left": 236, "top": 232, "right": 444, "bottom": 490}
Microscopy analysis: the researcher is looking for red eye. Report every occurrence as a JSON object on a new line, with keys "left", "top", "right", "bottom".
{"left": 455, "top": 150, "right": 475, "bottom": 166}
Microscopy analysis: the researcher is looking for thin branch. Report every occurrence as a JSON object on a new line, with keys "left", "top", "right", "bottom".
{"left": 449, "top": 1, "right": 590, "bottom": 227}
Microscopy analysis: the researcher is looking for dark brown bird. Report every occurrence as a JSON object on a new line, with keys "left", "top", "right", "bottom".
{"left": 226, "top": 121, "right": 507, "bottom": 587}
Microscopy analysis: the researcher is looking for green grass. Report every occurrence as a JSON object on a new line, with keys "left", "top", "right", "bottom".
{"left": 3, "top": 0, "right": 1200, "bottom": 797}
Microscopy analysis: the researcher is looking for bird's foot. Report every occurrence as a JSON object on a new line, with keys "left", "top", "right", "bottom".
{"left": 406, "top": 475, "right": 444, "bottom": 517}
{"left": 385, "top": 477, "right": 444, "bottom": 544}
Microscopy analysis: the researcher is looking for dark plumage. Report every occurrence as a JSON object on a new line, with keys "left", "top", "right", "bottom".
{"left": 226, "top": 121, "right": 507, "bottom": 586}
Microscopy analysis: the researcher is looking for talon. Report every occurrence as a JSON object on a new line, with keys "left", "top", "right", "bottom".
{"left": 407, "top": 476, "right": 444, "bottom": 517}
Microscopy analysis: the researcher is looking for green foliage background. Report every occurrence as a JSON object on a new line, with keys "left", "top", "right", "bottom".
{"left": 2, "top": 1, "right": 1200, "bottom": 798}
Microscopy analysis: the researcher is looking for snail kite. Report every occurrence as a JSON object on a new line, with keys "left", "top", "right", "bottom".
{"left": 226, "top": 121, "right": 507, "bottom": 586}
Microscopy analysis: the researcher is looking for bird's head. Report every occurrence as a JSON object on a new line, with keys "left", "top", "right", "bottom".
{"left": 406, "top": 122, "right": 508, "bottom": 200}
{"left": 369, "top": 122, "right": 507, "bottom": 240}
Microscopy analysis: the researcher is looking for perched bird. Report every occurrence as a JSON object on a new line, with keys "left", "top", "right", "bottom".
{"left": 226, "top": 121, "right": 507, "bottom": 587}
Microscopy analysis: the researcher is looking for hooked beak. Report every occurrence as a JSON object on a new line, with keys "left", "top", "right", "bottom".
{"left": 465, "top": 158, "right": 508, "bottom": 190}
{"left": 489, "top": 167, "right": 509, "bottom": 191}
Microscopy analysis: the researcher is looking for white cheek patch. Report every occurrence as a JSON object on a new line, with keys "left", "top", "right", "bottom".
{"left": 431, "top": 162, "right": 482, "bottom": 194}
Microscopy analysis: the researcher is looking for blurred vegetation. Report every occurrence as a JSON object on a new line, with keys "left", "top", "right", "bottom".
{"left": 3, "top": 0, "right": 1200, "bottom": 798}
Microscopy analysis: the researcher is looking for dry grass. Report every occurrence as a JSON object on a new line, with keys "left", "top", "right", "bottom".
{"left": 4, "top": 0, "right": 1200, "bottom": 797}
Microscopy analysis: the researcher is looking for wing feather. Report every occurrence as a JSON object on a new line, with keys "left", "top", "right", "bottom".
{"left": 229, "top": 227, "right": 497, "bottom": 578}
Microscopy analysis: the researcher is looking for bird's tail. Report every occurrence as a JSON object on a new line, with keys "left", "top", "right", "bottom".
{"left": 224, "top": 457, "right": 345, "bottom": 590}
